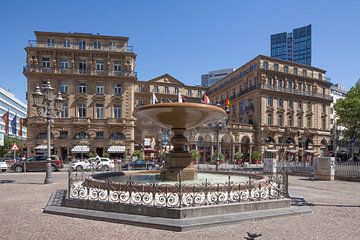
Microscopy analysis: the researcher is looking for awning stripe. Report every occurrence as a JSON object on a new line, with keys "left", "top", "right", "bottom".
{"left": 35, "top": 145, "right": 54, "bottom": 150}
{"left": 71, "top": 145, "right": 90, "bottom": 153}
{"left": 108, "top": 145, "right": 125, "bottom": 153}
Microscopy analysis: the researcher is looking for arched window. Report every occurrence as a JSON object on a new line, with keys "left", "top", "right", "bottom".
{"left": 109, "top": 132, "right": 126, "bottom": 140}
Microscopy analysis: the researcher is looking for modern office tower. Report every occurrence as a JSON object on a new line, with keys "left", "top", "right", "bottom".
{"left": 271, "top": 25, "right": 311, "bottom": 66}
{"left": 24, "top": 31, "right": 137, "bottom": 161}
{"left": 0, "top": 86, "right": 27, "bottom": 146}
{"left": 201, "top": 68, "right": 234, "bottom": 87}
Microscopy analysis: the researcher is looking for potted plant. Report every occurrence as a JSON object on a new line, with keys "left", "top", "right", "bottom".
{"left": 234, "top": 151, "right": 243, "bottom": 165}
{"left": 251, "top": 150, "right": 262, "bottom": 164}
{"left": 191, "top": 149, "right": 201, "bottom": 164}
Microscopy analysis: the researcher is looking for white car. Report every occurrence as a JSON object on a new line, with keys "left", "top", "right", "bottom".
{"left": 71, "top": 157, "right": 114, "bottom": 171}
{"left": 0, "top": 160, "right": 8, "bottom": 172}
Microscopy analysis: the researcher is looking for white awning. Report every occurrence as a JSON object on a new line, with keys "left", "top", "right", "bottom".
{"left": 305, "top": 150, "right": 316, "bottom": 153}
{"left": 108, "top": 145, "right": 125, "bottom": 153}
{"left": 71, "top": 145, "right": 90, "bottom": 153}
{"left": 34, "top": 145, "right": 53, "bottom": 150}
{"left": 265, "top": 149, "right": 278, "bottom": 153}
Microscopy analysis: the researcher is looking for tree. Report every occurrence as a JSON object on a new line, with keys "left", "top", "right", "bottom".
{"left": 334, "top": 82, "right": 360, "bottom": 139}
{"left": 132, "top": 150, "right": 143, "bottom": 159}
{"left": 234, "top": 151, "right": 244, "bottom": 162}
{"left": 0, "top": 135, "right": 21, "bottom": 157}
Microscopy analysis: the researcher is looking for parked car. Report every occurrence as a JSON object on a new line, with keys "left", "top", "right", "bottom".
{"left": 122, "top": 159, "right": 159, "bottom": 170}
{"left": 70, "top": 157, "right": 114, "bottom": 171}
{"left": 0, "top": 159, "right": 8, "bottom": 172}
{"left": 10, "top": 155, "right": 63, "bottom": 172}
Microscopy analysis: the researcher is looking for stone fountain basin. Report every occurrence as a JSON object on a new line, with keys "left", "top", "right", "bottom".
{"left": 133, "top": 103, "right": 227, "bottom": 129}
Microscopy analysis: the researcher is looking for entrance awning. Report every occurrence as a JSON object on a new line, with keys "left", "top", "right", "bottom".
{"left": 265, "top": 149, "right": 278, "bottom": 153}
{"left": 34, "top": 145, "right": 53, "bottom": 150}
{"left": 108, "top": 145, "right": 125, "bottom": 153}
{"left": 144, "top": 148, "right": 154, "bottom": 153}
{"left": 305, "top": 150, "right": 316, "bottom": 153}
{"left": 71, "top": 145, "right": 90, "bottom": 153}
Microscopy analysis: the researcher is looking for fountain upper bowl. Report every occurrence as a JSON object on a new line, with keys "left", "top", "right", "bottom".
{"left": 133, "top": 103, "right": 227, "bottom": 129}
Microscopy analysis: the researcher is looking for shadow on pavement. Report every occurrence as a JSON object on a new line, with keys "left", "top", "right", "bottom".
{"left": 307, "top": 202, "right": 360, "bottom": 208}
{"left": 0, "top": 180, "right": 15, "bottom": 184}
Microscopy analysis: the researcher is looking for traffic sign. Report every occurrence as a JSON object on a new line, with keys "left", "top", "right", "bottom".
{"left": 11, "top": 144, "right": 19, "bottom": 151}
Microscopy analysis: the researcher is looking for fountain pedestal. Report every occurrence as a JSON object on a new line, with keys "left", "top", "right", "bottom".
{"left": 133, "top": 103, "right": 226, "bottom": 181}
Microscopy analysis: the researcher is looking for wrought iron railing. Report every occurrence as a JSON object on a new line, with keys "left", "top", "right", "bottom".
{"left": 67, "top": 169, "right": 289, "bottom": 208}
{"left": 335, "top": 162, "right": 360, "bottom": 177}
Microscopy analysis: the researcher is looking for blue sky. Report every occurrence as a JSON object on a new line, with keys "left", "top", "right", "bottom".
{"left": 1, "top": 0, "right": 359, "bottom": 102}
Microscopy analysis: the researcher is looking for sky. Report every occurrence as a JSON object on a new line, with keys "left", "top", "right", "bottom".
{"left": 0, "top": 0, "right": 359, "bottom": 102}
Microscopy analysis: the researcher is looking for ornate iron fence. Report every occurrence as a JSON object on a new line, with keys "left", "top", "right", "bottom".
{"left": 67, "top": 169, "right": 289, "bottom": 208}
{"left": 335, "top": 162, "right": 360, "bottom": 177}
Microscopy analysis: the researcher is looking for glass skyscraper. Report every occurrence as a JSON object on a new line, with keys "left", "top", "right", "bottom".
{"left": 271, "top": 24, "right": 311, "bottom": 65}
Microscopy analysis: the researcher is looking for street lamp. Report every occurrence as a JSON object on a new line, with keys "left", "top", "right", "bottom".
{"left": 32, "top": 81, "right": 63, "bottom": 184}
{"left": 207, "top": 102, "right": 229, "bottom": 171}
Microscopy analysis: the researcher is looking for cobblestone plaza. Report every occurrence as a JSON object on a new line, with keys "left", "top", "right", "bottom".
{"left": 0, "top": 172, "right": 359, "bottom": 240}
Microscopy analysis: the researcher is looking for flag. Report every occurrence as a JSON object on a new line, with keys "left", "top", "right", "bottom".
{"left": 152, "top": 92, "right": 158, "bottom": 104}
{"left": 202, "top": 94, "right": 210, "bottom": 104}
{"left": 225, "top": 96, "right": 231, "bottom": 109}
{"left": 11, "top": 115, "right": 17, "bottom": 135}
{"left": 18, "top": 118, "right": 23, "bottom": 137}
{"left": 1, "top": 111, "right": 9, "bottom": 134}
{"left": 178, "top": 91, "right": 183, "bottom": 103}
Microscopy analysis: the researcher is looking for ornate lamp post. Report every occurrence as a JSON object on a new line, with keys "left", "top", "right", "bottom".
{"left": 32, "top": 81, "right": 63, "bottom": 184}
{"left": 207, "top": 103, "right": 229, "bottom": 171}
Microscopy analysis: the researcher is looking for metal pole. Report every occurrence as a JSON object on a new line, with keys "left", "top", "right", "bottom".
{"left": 44, "top": 118, "right": 53, "bottom": 184}
{"left": 216, "top": 128, "right": 220, "bottom": 171}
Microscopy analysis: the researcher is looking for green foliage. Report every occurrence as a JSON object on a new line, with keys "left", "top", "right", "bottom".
{"left": 132, "top": 150, "right": 143, "bottom": 159}
{"left": 234, "top": 151, "right": 243, "bottom": 160}
{"left": 212, "top": 151, "right": 225, "bottom": 161}
{"left": 251, "top": 150, "right": 261, "bottom": 160}
{"left": 0, "top": 135, "right": 21, "bottom": 157}
{"left": 334, "top": 82, "right": 360, "bottom": 139}
{"left": 191, "top": 149, "right": 201, "bottom": 160}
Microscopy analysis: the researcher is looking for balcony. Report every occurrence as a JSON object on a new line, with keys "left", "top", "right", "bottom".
{"left": 260, "top": 84, "right": 333, "bottom": 101}
{"left": 27, "top": 40, "right": 134, "bottom": 53}
{"left": 72, "top": 117, "right": 89, "bottom": 125}
{"left": 23, "top": 66, "right": 137, "bottom": 77}
{"left": 107, "top": 118, "right": 126, "bottom": 125}
{"left": 260, "top": 64, "right": 331, "bottom": 82}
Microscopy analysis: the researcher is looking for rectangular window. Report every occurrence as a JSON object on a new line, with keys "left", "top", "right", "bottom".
{"left": 293, "top": 68, "right": 298, "bottom": 75}
{"left": 322, "top": 118, "right": 326, "bottom": 129}
{"left": 47, "top": 38, "right": 54, "bottom": 47}
{"left": 278, "top": 114, "right": 283, "bottom": 126}
{"left": 96, "top": 84, "right": 104, "bottom": 95}
{"left": 267, "top": 113, "right": 273, "bottom": 125}
{"left": 78, "top": 82, "right": 87, "bottom": 94}
{"left": 79, "top": 59, "right": 87, "bottom": 73}
{"left": 288, "top": 99, "right": 293, "bottom": 109}
{"left": 60, "top": 83, "right": 68, "bottom": 93}
{"left": 263, "top": 61, "right": 269, "bottom": 69}
{"left": 114, "top": 105, "right": 121, "bottom": 118}
{"left": 78, "top": 103, "right": 86, "bottom": 117}
{"left": 284, "top": 65, "right": 289, "bottom": 73}
{"left": 60, "top": 102, "right": 68, "bottom": 118}
{"left": 188, "top": 89, "right": 192, "bottom": 97}
{"left": 60, "top": 59, "right": 69, "bottom": 69}
{"left": 96, "top": 132, "right": 104, "bottom": 139}
{"left": 297, "top": 116, "right": 303, "bottom": 128}
{"left": 113, "top": 61, "right": 122, "bottom": 71}
{"left": 138, "top": 85, "right": 144, "bottom": 93}
{"left": 274, "top": 63, "right": 279, "bottom": 71}
{"left": 59, "top": 131, "right": 68, "bottom": 139}
{"left": 96, "top": 60, "right": 104, "bottom": 70}
{"left": 267, "top": 96, "right": 273, "bottom": 107}
{"left": 198, "top": 90, "right": 202, "bottom": 98}
{"left": 307, "top": 102, "right": 312, "bottom": 111}
{"left": 303, "top": 69, "right": 307, "bottom": 77}
{"left": 42, "top": 58, "right": 50, "bottom": 68}
{"left": 114, "top": 84, "right": 121, "bottom": 95}
{"left": 109, "top": 42, "right": 116, "bottom": 50}
{"left": 174, "top": 87, "right": 179, "bottom": 95}
{"left": 164, "top": 86, "right": 169, "bottom": 94}
{"left": 323, "top": 104, "right": 326, "bottom": 113}
{"left": 137, "top": 98, "right": 144, "bottom": 106}
{"left": 79, "top": 40, "right": 86, "bottom": 50}
{"left": 94, "top": 41, "right": 101, "bottom": 49}
{"left": 63, "top": 40, "right": 70, "bottom": 47}
{"left": 153, "top": 86, "right": 159, "bottom": 93}
{"left": 318, "top": 73, "right": 323, "bottom": 80}
{"left": 278, "top": 98, "right": 283, "bottom": 108}
{"left": 288, "top": 115, "right": 293, "bottom": 127}
{"left": 307, "top": 117, "right": 312, "bottom": 128}
{"left": 96, "top": 104, "right": 105, "bottom": 119}
{"left": 298, "top": 101, "right": 302, "bottom": 110}
{"left": 278, "top": 79, "right": 283, "bottom": 88}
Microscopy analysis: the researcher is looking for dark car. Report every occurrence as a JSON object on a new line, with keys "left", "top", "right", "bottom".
{"left": 122, "top": 159, "right": 158, "bottom": 170}
{"left": 11, "top": 155, "right": 63, "bottom": 172}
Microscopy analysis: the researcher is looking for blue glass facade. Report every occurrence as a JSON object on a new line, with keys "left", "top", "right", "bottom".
{"left": 271, "top": 25, "right": 311, "bottom": 66}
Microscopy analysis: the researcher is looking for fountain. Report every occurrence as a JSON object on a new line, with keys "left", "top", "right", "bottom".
{"left": 133, "top": 102, "right": 227, "bottom": 181}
